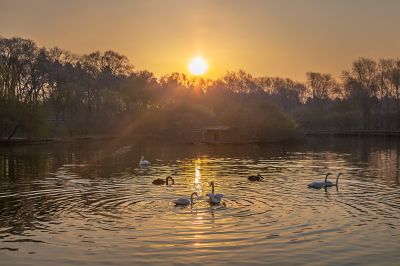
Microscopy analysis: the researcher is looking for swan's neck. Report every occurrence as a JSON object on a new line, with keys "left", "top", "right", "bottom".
{"left": 336, "top": 174, "right": 341, "bottom": 186}
{"left": 324, "top": 174, "right": 329, "bottom": 183}
{"left": 191, "top": 193, "right": 197, "bottom": 203}
{"left": 211, "top": 183, "right": 215, "bottom": 194}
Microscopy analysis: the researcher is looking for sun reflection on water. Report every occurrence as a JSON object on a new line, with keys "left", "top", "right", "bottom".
{"left": 194, "top": 158, "right": 203, "bottom": 194}
{"left": 1, "top": 141, "right": 400, "bottom": 265}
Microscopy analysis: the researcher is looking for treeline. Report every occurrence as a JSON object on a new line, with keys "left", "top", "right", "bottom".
{"left": 0, "top": 36, "right": 298, "bottom": 142}
{"left": 1, "top": 36, "right": 400, "bottom": 142}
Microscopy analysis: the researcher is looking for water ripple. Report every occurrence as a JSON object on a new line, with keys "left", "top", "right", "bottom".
{"left": 0, "top": 141, "right": 399, "bottom": 265}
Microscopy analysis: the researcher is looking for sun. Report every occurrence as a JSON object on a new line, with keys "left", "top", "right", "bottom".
{"left": 188, "top": 56, "right": 208, "bottom": 76}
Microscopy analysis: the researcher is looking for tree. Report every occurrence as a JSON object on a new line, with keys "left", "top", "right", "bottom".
{"left": 342, "top": 58, "right": 378, "bottom": 129}
{"left": 306, "top": 72, "right": 337, "bottom": 101}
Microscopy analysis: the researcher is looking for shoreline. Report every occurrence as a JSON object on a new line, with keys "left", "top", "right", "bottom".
{"left": 304, "top": 130, "right": 400, "bottom": 138}
{"left": 0, "top": 135, "right": 116, "bottom": 146}
{"left": 2, "top": 131, "right": 399, "bottom": 147}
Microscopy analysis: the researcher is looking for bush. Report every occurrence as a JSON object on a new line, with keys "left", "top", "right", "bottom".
{"left": 219, "top": 101, "right": 298, "bottom": 142}
{"left": 0, "top": 102, "right": 48, "bottom": 139}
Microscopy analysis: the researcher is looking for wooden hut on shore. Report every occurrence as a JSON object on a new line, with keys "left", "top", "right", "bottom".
{"left": 202, "top": 126, "right": 240, "bottom": 144}
{"left": 185, "top": 126, "right": 237, "bottom": 144}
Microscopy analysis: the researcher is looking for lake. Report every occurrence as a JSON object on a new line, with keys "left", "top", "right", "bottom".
{"left": 0, "top": 137, "right": 399, "bottom": 265}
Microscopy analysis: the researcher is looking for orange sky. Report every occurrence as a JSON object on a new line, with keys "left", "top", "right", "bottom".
{"left": 1, "top": 0, "right": 400, "bottom": 80}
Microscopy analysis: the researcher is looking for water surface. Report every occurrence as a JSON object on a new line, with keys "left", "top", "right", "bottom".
{"left": 0, "top": 138, "right": 399, "bottom": 265}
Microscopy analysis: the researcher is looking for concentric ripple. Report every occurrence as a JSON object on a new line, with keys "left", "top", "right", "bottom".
{"left": 0, "top": 139, "right": 399, "bottom": 265}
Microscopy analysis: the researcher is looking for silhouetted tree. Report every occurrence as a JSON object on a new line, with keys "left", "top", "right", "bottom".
{"left": 342, "top": 58, "right": 378, "bottom": 129}
{"left": 2, "top": 36, "right": 400, "bottom": 141}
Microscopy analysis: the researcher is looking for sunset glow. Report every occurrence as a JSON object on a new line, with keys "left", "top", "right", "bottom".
{"left": 1, "top": 1, "right": 400, "bottom": 79}
{"left": 1, "top": 1, "right": 400, "bottom": 265}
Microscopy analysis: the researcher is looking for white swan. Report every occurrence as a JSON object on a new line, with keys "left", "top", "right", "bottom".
{"left": 325, "top": 172, "right": 342, "bottom": 187}
{"left": 174, "top": 192, "right": 198, "bottom": 206}
{"left": 139, "top": 155, "right": 150, "bottom": 167}
{"left": 308, "top": 173, "right": 332, "bottom": 189}
{"left": 207, "top": 181, "right": 224, "bottom": 204}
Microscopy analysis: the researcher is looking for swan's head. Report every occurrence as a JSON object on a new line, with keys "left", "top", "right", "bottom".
{"left": 337, "top": 172, "right": 343, "bottom": 177}
{"left": 324, "top": 172, "right": 333, "bottom": 183}
{"left": 166, "top": 176, "right": 174, "bottom": 185}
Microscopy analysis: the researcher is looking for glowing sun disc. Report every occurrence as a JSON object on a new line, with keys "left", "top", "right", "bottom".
{"left": 188, "top": 57, "right": 208, "bottom": 75}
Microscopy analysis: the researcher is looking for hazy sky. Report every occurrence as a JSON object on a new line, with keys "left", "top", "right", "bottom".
{"left": 1, "top": 0, "right": 399, "bottom": 80}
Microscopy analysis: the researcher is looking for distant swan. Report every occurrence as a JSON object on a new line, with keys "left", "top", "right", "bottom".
{"left": 325, "top": 172, "right": 342, "bottom": 187}
{"left": 139, "top": 155, "right": 150, "bottom": 166}
{"left": 174, "top": 192, "right": 198, "bottom": 206}
{"left": 207, "top": 181, "right": 224, "bottom": 204}
{"left": 152, "top": 176, "right": 174, "bottom": 185}
{"left": 248, "top": 174, "right": 263, "bottom": 182}
{"left": 308, "top": 173, "right": 332, "bottom": 189}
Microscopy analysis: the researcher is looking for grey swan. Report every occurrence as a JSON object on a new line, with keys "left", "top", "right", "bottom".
{"left": 248, "top": 174, "right": 263, "bottom": 182}
{"left": 152, "top": 176, "right": 174, "bottom": 185}
{"left": 174, "top": 192, "right": 199, "bottom": 206}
